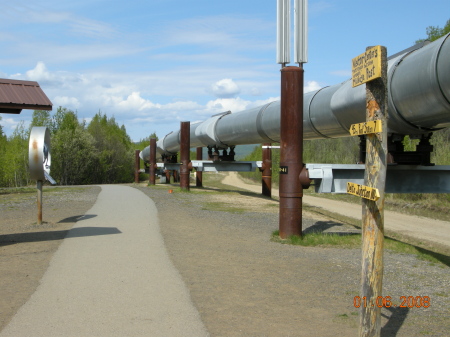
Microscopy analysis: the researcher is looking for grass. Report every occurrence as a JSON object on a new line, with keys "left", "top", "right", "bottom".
{"left": 271, "top": 230, "right": 450, "bottom": 267}
{"left": 202, "top": 202, "right": 246, "bottom": 214}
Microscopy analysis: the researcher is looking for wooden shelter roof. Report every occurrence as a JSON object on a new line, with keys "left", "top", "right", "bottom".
{"left": 0, "top": 78, "right": 52, "bottom": 114}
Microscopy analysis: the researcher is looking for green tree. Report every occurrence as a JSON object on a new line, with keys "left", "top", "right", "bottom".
{"left": 416, "top": 19, "right": 450, "bottom": 43}
{"left": 87, "top": 112, "right": 134, "bottom": 183}
{"left": 1, "top": 122, "right": 30, "bottom": 187}
{"left": 136, "top": 132, "right": 158, "bottom": 151}
{"left": 29, "top": 110, "right": 53, "bottom": 131}
{"left": 50, "top": 108, "right": 98, "bottom": 185}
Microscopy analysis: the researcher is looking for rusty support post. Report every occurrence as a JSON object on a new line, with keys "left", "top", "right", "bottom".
{"left": 180, "top": 121, "right": 191, "bottom": 191}
{"left": 360, "top": 46, "right": 388, "bottom": 337}
{"left": 164, "top": 170, "right": 171, "bottom": 184}
{"left": 262, "top": 143, "right": 272, "bottom": 197}
{"left": 37, "top": 180, "right": 42, "bottom": 225}
{"left": 196, "top": 147, "right": 203, "bottom": 187}
{"left": 279, "top": 66, "right": 304, "bottom": 238}
{"left": 149, "top": 138, "right": 156, "bottom": 185}
{"left": 134, "top": 149, "right": 140, "bottom": 183}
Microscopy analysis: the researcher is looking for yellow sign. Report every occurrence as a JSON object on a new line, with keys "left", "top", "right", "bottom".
{"left": 352, "top": 46, "right": 382, "bottom": 87}
{"left": 349, "top": 120, "right": 382, "bottom": 136}
{"left": 347, "top": 182, "right": 380, "bottom": 201}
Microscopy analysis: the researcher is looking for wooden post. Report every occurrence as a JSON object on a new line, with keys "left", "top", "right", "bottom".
{"left": 359, "top": 46, "right": 388, "bottom": 337}
{"left": 37, "top": 180, "right": 43, "bottom": 225}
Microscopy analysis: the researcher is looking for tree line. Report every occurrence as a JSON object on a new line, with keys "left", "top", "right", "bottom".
{"left": 0, "top": 108, "right": 144, "bottom": 187}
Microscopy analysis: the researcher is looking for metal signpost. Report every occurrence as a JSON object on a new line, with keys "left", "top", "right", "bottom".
{"left": 350, "top": 46, "right": 388, "bottom": 337}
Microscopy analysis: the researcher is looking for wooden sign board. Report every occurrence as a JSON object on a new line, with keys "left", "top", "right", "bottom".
{"left": 347, "top": 182, "right": 380, "bottom": 201}
{"left": 352, "top": 46, "right": 382, "bottom": 87}
{"left": 349, "top": 120, "right": 382, "bottom": 136}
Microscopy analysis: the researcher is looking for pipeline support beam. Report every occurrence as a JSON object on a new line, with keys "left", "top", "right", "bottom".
{"left": 196, "top": 147, "right": 203, "bottom": 187}
{"left": 279, "top": 66, "right": 304, "bottom": 238}
{"left": 180, "top": 121, "right": 191, "bottom": 191}
{"left": 261, "top": 143, "right": 272, "bottom": 197}
{"left": 134, "top": 149, "right": 140, "bottom": 183}
{"left": 149, "top": 138, "right": 157, "bottom": 185}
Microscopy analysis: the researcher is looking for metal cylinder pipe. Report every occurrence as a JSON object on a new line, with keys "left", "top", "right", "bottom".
{"left": 140, "top": 34, "right": 450, "bottom": 161}
{"left": 279, "top": 66, "right": 304, "bottom": 238}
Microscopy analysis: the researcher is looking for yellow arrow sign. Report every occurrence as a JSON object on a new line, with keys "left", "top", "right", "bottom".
{"left": 347, "top": 182, "right": 380, "bottom": 201}
{"left": 349, "top": 120, "right": 382, "bottom": 136}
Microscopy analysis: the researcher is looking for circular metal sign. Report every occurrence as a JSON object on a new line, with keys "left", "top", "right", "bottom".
{"left": 28, "top": 127, "right": 51, "bottom": 181}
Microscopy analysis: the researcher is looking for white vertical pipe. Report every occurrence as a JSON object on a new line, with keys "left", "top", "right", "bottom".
{"left": 294, "top": 0, "right": 308, "bottom": 64}
{"left": 277, "top": 0, "right": 291, "bottom": 65}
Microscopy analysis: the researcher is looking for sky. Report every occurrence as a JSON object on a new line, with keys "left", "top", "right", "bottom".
{"left": 1, "top": 0, "right": 449, "bottom": 141}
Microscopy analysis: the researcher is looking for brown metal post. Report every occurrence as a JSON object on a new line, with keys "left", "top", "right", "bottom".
{"left": 134, "top": 149, "right": 140, "bottom": 183}
{"left": 149, "top": 138, "right": 156, "bottom": 185}
{"left": 37, "top": 180, "right": 42, "bottom": 225}
{"left": 180, "top": 121, "right": 191, "bottom": 191}
{"left": 279, "top": 66, "right": 304, "bottom": 238}
{"left": 360, "top": 46, "right": 388, "bottom": 337}
{"left": 164, "top": 170, "right": 171, "bottom": 184}
{"left": 196, "top": 147, "right": 203, "bottom": 187}
{"left": 262, "top": 143, "right": 272, "bottom": 197}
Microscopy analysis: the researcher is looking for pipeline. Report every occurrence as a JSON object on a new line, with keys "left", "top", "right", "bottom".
{"left": 141, "top": 33, "right": 450, "bottom": 162}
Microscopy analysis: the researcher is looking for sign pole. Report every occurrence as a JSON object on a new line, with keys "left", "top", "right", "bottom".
{"left": 37, "top": 180, "right": 43, "bottom": 225}
{"left": 359, "top": 46, "right": 388, "bottom": 337}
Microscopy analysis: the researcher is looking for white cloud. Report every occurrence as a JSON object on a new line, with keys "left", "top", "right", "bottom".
{"left": 1, "top": 117, "right": 22, "bottom": 135}
{"left": 25, "top": 61, "right": 52, "bottom": 82}
{"left": 210, "top": 78, "right": 240, "bottom": 98}
{"left": 304, "top": 81, "right": 322, "bottom": 93}
{"left": 205, "top": 97, "right": 251, "bottom": 114}
{"left": 53, "top": 96, "right": 80, "bottom": 109}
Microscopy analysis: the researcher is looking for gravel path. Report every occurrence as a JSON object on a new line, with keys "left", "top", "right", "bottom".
{"left": 1, "top": 182, "right": 449, "bottom": 336}
{"left": 1, "top": 185, "right": 207, "bottom": 336}
{"left": 135, "top": 182, "right": 449, "bottom": 336}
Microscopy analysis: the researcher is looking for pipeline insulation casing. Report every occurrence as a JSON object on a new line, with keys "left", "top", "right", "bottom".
{"left": 141, "top": 33, "right": 450, "bottom": 162}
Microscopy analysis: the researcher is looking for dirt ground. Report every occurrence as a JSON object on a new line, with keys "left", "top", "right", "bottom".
{"left": 0, "top": 186, "right": 101, "bottom": 331}
{"left": 1, "top": 179, "right": 449, "bottom": 336}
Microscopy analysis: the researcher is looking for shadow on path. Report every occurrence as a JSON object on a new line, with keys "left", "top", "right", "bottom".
{"left": 0, "top": 227, "right": 121, "bottom": 246}
{"left": 381, "top": 306, "right": 410, "bottom": 336}
{"left": 58, "top": 214, "right": 97, "bottom": 223}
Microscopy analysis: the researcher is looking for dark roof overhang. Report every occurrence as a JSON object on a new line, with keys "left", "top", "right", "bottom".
{"left": 0, "top": 78, "right": 53, "bottom": 114}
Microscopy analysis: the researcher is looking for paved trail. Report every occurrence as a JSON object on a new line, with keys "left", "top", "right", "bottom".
{"left": 1, "top": 185, "right": 207, "bottom": 337}
{"left": 222, "top": 172, "right": 450, "bottom": 253}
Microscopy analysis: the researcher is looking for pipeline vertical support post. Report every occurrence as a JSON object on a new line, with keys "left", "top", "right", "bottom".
{"left": 134, "top": 149, "right": 140, "bottom": 183}
{"left": 279, "top": 66, "right": 304, "bottom": 238}
{"left": 196, "top": 147, "right": 203, "bottom": 187}
{"left": 149, "top": 138, "right": 157, "bottom": 185}
{"left": 262, "top": 143, "right": 272, "bottom": 197}
{"left": 180, "top": 121, "right": 191, "bottom": 191}
{"left": 37, "top": 180, "right": 43, "bottom": 225}
{"left": 360, "top": 46, "right": 388, "bottom": 337}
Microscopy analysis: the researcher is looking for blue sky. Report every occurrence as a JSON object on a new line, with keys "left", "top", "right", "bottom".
{"left": 1, "top": 0, "right": 449, "bottom": 141}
